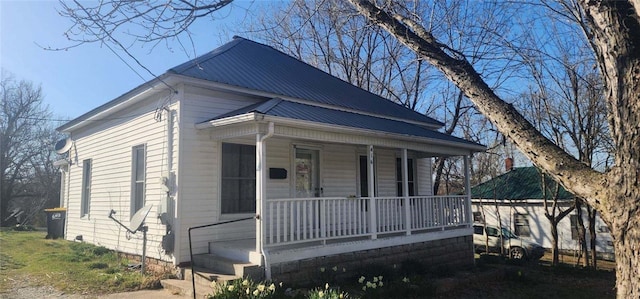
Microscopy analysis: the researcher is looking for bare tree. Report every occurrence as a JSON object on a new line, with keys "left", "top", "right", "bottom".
{"left": 0, "top": 70, "right": 59, "bottom": 226}
{"left": 347, "top": 1, "right": 640, "bottom": 297}
{"left": 539, "top": 170, "right": 575, "bottom": 266}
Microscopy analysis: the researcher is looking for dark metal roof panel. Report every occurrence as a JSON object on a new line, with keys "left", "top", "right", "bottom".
{"left": 471, "top": 167, "right": 574, "bottom": 200}
{"left": 204, "top": 98, "right": 482, "bottom": 148}
{"left": 170, "top": 36, "right": 443, "bottom": 127}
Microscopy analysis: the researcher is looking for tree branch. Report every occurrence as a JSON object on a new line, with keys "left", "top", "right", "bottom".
{"left": 348, "top": 0, "right": 605, "bottom": 209}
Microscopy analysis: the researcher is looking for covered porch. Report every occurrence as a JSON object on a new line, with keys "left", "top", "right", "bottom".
{"left": 194, "top": 99, "right": 483, "bottom": 278}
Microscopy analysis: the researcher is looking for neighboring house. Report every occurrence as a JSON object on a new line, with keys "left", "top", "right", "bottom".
{"left": 54, "top": 36, "right": 485, "bottom": 281}
{"left": 471, "top": 165, "right": 614, "bottom": 260}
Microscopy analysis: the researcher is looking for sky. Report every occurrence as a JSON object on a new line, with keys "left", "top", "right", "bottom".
{"left": 0, "top": 0, "right": 262, "bottom": 124}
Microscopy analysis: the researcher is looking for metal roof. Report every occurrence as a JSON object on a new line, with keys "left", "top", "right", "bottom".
{"left": 202, "top": 98, "right": 484, "bottom": 149}
{"left": 471, "top": 167, "right": 574, "bottom": 200}
{"left": 170, "top": 36, "right": 443, "bottom": 127}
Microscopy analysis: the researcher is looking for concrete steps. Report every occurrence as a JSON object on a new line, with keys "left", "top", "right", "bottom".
{"left": 160, "top": 267, "right": 238, "bottom": 298}
{"left": 160, "top": 253, "right": 263, "bottom": 297}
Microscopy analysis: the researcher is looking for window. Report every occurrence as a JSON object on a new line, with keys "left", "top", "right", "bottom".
{"left": 473, "top": 211, "right": 484, "bottom": 223}
{"left": 396, "top": 158, "right": 415, "bottom": 196}
{"left": 131, "top": 145, "right": 146, "bottom": 216}
{"left": 473, "top": 225, "right": 483, "bottom": 235}
{"left": 81, "top": 159, "right": 92, "bottom": 217}
{"left": 486, "top": 226, "right": 500, "bottom": 237}
{"left": 514, "top": 213, "right": 531, "bottom": 237}
{"left": 570, "top": 214, "right": 579, "bottom": 240}
{"left": 358, "top": 155, "right": 377, "bottom": 197}
{"left": 221, "top": 143, "right": 256, "bottom": 214}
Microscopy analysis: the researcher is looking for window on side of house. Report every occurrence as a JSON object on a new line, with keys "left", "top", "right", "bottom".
{"left": 81, "top": 159, "right": 92, "bottom": 217}
{"left": 221, "top": 143, "right": 256, "bottom": 214}
{"left": 395, "top": 157, "right": 415, "bottom": 196}
{"left": 514, "top": 213, "right": 531, "bottom": 237}
{"left": 131, "top": 145, "right": 146, "bottom": 216}
{"left": 473, "top": 211, "right": 484, "bottom": 223}
{"left": 570, "top": 214, "right": 579, "bottom": 240}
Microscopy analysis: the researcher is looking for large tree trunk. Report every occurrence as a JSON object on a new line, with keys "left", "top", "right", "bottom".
{"left": 348, "top": 1, "right": 640, "bottom": 297}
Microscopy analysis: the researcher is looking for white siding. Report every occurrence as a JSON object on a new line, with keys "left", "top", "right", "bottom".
{"left": 175, "top": 86, "right": 263, "bottom": 262}
{"left": 65, "top": 91, "right": 178, "bottom": 262}
{"left": 471, "top": 201, "right": 614, "bottom": 256}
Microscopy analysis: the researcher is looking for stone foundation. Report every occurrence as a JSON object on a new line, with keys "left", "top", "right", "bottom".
{"left": 118, "top": 252, "right": 177, "bottom": 275}
{"left": 270, "top": 235, "right": 473, "bottom": 285}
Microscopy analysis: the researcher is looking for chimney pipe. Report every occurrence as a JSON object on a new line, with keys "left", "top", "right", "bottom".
{"left": 505, "top": 157, "right": 514, "bottom": 171}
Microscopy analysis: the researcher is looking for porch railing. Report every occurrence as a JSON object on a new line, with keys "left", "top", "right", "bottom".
{"left": 264, "top": 195, "right": 470, "bottom": 247}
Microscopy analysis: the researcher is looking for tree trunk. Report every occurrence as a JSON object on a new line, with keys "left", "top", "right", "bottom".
{"left": 347, "top": 1, "right": 640, "bottom": 297}
{"left": 610, "top": 212, "right": 640, "bottom": 298}
{"left": 550, "top": 221, "right": 559, "bottom": 266}
{"left": 588, "top": 207, "right": 597, "bottom": 269}
{"left": 575, "top": 200, "right": 589, "bottom": 267}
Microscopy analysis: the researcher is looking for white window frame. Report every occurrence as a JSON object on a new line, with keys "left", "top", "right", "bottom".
{"left": 81, "top": 159, "right": 92, "bottom": 217}
{"left": 514, "top": 212, "right": 531, "bottom": 237}
{"left": 131, "top": 144, "right": 146, "bottom": 217}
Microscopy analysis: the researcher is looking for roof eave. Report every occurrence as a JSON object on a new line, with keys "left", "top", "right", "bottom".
{"left": 56, "top": 74, "right": 176, "bottom": 133}
{"left": 197, "top": 113, "right": 485, "bottom": 153}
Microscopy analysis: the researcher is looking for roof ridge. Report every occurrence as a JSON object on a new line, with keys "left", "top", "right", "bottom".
{"left": 168, "top": 38, "right": 245, "bottom": 74}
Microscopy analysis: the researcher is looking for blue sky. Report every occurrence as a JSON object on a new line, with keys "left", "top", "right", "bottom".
{"left": 1, "top": 1, "right": 261, "bottom": 122}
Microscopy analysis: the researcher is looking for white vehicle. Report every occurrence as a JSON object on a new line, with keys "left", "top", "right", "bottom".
{"left": 473, "top": 224, "right": 545, "bottom": 260}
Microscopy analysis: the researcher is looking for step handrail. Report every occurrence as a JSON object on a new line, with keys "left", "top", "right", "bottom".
{"left": 188, "top": 216, "right": 256, "bottom": 299}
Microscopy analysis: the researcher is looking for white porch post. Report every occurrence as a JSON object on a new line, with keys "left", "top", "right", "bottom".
{"left": 255, "top": 122, "right": 274, "bottom": 260}
{"left": 368, "top": 145, "right": 377, "bottom": 239}
{"left": 256, "top": 133, "right": 264, "bottom": 256}
{"left": 463, "top": 155, "right": 473, "bottom": 226}
{"left": 402, "top": 149, "right": 411, "bottom": 235}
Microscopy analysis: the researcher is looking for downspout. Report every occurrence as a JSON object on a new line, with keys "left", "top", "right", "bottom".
{"left": 256, "top": 122, "right": 274, "bottom": 280}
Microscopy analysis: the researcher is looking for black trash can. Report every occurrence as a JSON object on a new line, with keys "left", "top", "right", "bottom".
{"left": 44, "top": 208, "right": 66, "bottom": 239}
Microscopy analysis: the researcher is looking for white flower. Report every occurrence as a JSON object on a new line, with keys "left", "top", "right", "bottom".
{"left": 269, "top": 283, "right": 276, "bottom": 291}
{"left": 319, "top": 290, "right": 325, "bottom": 297}
{"left": 332, "top": 266, "right": 338, "bottom": 272}
{"left": 362, "top": 286, "right": 367, "bottom": 291}
{"left": 253, "top": 289, "right": 260, "bottom": 296}
{"left": 242, "top": 279, "right": 249, "bottom": 286}
{"left": 246, "top": 288, "right": 250, "bottom": 294}
{"left": 358, "top": 276, "right": 365, "bottom": 284}
{"left": 402, "top": 277, "right": 410, "bottom": 283}
{"left": 320, "top": 267, "right": 326, "bottom": 272}
{"left": 325, "top": 283, "right": 329, "bottom": 290}
{"left": 378, "top": 281, "right": 383, "bottom": 287}
{"left": 342, "top": 267, "right": 346, "bottom": 273}
{"left": 227, "top": 285, "right": 235, "bottom": 291}
{"left": 373, "top": 277, "right": 378, "bottom": 283}
{"left": 257, "top": 284, "right": 265, "bottom": 292}
{"left": 378, "top": 275, "right": 383, "bottom": 281}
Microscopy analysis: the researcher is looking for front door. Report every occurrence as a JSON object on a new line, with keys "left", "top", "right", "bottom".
{"left": 295, "top": 148, "right": 321, "bottom": 198}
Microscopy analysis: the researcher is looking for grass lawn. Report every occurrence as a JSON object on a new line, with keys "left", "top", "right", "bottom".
{"left": 0, "top": 230, "right": 616, "bottom": 298}
{"left": 0, "top": 230, "right": 167, "bottom": 296}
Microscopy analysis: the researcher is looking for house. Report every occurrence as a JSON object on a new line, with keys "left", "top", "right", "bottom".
{"left": 471, "top": 164, "right": 614, "bottom": 260}
{"left": 54, "top": 36, "right": 485, "bottom": 282}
